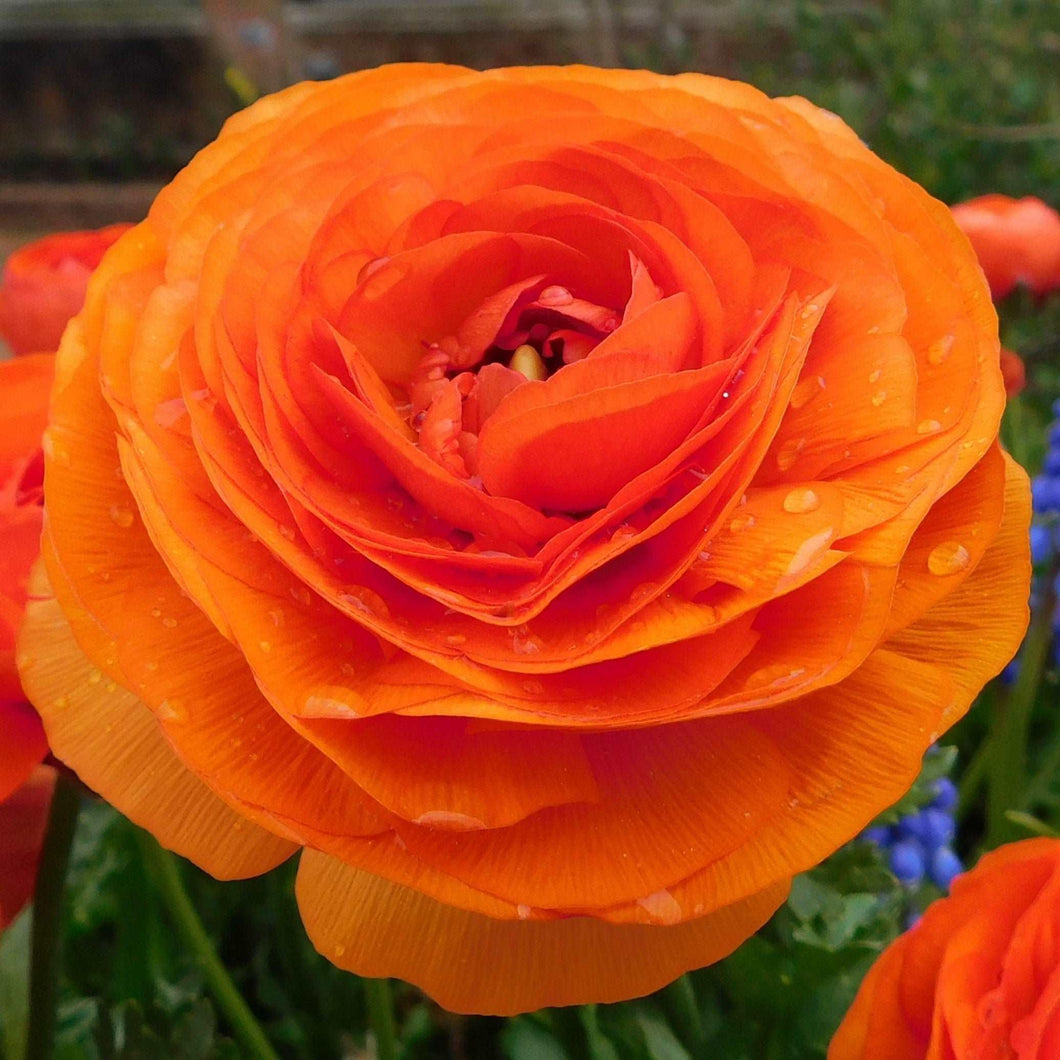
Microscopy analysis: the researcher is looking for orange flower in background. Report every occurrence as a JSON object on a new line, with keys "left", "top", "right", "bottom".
{"left": 0, "top": 224, "right": 131, "bottom": 356}
{"left": 18, "top": 65, "right": 1029, "bottom": 1014}
{"left": 951, "top": 195, "right": 1060, "bottom": 301}
{"left": 830, "top": 838, "right": 1060, "bottom": 1059}
{"left": 1001, "top": 346, "right": 1026, "bottom": 398}
{"left": 0, "top": 353, "right": 56, "bottom": 927}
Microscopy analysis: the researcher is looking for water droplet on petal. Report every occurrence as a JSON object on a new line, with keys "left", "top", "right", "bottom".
{"left": 783, "top": 488, "right": 821, "bottom": 514}
{"left": 869, "top": 368, "right": 882, "bottom": 384}
{"left": 538, "top": 284, "right": 573, "bottom": 307}
{"left": 339, "top": 586, "right": 391, "bottom": 619}
{"left": 289, "top": 584, "right": 312, "bottom": 607}
{"left": 776, "top": 438, "right": 805, "bottom": 471}
{"left": 784, "top": 527, "right": 834, "bottom": 578}
{"left": 927, "top": 334, "right": 955, "bottom": 366}
{"left": 917, "top": 419, "right": 942, "bottom": 435}
{"left": 790, "top": 375, "right": 825, "bottom": 410}
{"left": 637, "top": 889, "right": 683, "bottom": 925}
{"left": 871, "top": 390, "right": 887, "bottom": 407}
{"left": 511, "top": 627, "right": 542, "bottom": 655}
{"left": 928, "top": 541, "right": 970, "bottom": 576}
{"left": 108, "top": 505, "right": 134, "bottom": 528}
{"left": 729, "top": 513, "right": 756, "bottom": 533}
{"left": 445, "top": 634, "right": 467, "bottom": 647}
{"left": 259, "top": 640, "right": 272, "bottom": 653}
{"left": 161, "top": 617, "right": 178, "bottom": 629}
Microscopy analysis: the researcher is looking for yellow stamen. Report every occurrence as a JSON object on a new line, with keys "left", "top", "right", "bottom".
{"left": 509, "top": 344, "right": 548, "bottom": 381}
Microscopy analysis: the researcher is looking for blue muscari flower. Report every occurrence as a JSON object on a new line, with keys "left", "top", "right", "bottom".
{"left": 890, "top": 840, "right": 926, "bottom": 885}
{"left": 861, "top": 825, "right": 892, "bottom": 846}
{"left": 929, "top": 847, "right": 963, "bottom": 890}
{"left": 930, "top": 777, "right": 958, "bottom": 812}
{"left": 1033, "top": 475, "right": 1060, "bottom": 515}
{"left": 1032, "top": 525, "right": 1054, "bottom": 565}
{"left": 1045, "top": 450, "right": 1060, "bottom": 476}
{"left": 897, "top": 808, "right": 955, "bottom": 848}
{"left": 1001, "top": 658, "right": 1021, "bottom": 685}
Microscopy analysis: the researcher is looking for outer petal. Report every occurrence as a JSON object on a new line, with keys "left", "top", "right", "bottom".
{"left": 0, "top": 766, "right": 54, "bottom": 929}
{"left": 296, "top": 849, "right": 788, "bottom": 1015}
{"left": 17, "top": 573, "right": 297, "bottom": 880}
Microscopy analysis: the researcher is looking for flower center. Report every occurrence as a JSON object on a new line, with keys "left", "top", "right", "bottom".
{"left": 401, "top": 255, "right": 660, "bottom": 483}
{"left": 404, "top": 279, "right": 625, "bottom": 481}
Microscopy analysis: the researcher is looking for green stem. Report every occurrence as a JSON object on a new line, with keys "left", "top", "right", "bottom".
{"left": 364, "top": 978, "right": 398, "bottom": 1060}
{"left": 25, "top": 772, "right": 80, "bottom": 1060}
{"left": 986, "top": 565, "right": 1057, "bottom": 847}
{"left": 660, "top": 975, "right": 705, "bottom": 1052}
{"left": 137, "top": 834, "right": 280, "bottom": 1060}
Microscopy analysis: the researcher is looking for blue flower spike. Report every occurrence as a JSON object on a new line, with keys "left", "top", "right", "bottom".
{"left": 930, "top": 847, "right": 964, "bottom": 890}
{"left": 890, "top": 840, "right": 926, "bottom": 885}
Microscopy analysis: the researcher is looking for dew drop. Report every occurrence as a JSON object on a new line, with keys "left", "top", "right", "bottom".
{"left": 782, "top": 488, "right": 821, "bottom": 514}
{"left": 511, "top": 627, "right": 542, "bottom": 655}
{"left": 776, "top": 438, "right": 806, "bottom": 471}
{"left": 868, "top": 368, "right": 883, "bottom": 384}
{"left": 259, "top": 640, "right": 272, "bottom": 653}
{"left": 267, "top": 608, "right": 285, "bottom": 627}
{"left": 799, "top": 302, "right": 819, "bottom": 320}
{"left": 538, "top": 284, "right": 573, "bottom": 307}
{"left": 150, "top": 608, "right": 162, "bottom": 618}
{"left": 784, "top": 527, "right": 834, "bottom": 578}
{"left": 445, "top": 634, "right": 467, "bottom": 647}
{"left": 334, "top": 944, "right": 347, "bottom": 958}
{"left": 636, "top": 889, "right": 683, "bottom": 926}
{"left": 157, "top": 698, "right": 186, "bottom": 723}
{"left": 339, "top": 586, "right": 391, "bottom": 619}
{"left": 87, "top": 669, "right": 102, "bottom": 685}
{"left": 871, "top": 390, "right": 887, "bottom": 407}
{"left": 927, "top": 541, "right": 970, "bottom": 576}
{"left": 162, "top": 617, "right": 178, "bottom": 629}
{"left": 153, "top": 397, "right": 188, "bottom": 429}
{"left": 790, "top": 375, "right": 825, "bottom": 410}
{"left": 516, "top": 904, "right": 532, "bottom": 920}
{"left": 927, "top": 334, "right": 955, "bottom": 366}
{"left": 108, "top": 504, "right": 134, "bottom": 528}
{"left": 729, "top": 513, "right": 756, "bottom": 533}
{"left": 917, "top": 419, "right": 942, "bottom": 435}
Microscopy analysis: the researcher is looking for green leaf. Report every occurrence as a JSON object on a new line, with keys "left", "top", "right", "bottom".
{"left": 501, "top": 1017, "right": 571, "bottom": 1060}
{"left": 635, "top": 1011, "right": 691, "bottom": 1060}
{"left": 0, "top": 909, "right": 31, "bottom": 1060}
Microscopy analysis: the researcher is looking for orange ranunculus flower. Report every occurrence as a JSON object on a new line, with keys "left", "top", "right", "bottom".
{"left": 0, "top": 225, "right": 131, "bottom": 356}
{"left": 1000, "top": 347, "right": 1026, "bottom": 398}
{"left": 1, "top": 353, "right": 56, "bottom": 928}
{"left": 951, "top": 195, "right": 1060, "bottom": 301}
{"left": 830, "top": 839, "right": 1060, "bottom": 1059}
{"left": 17, "top": 65, "right": 1029, "bottom": 1014}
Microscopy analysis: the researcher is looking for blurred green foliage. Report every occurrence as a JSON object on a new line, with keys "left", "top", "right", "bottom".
{"left": 747, "top": 0, "right": 1059, "bottom": 205}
